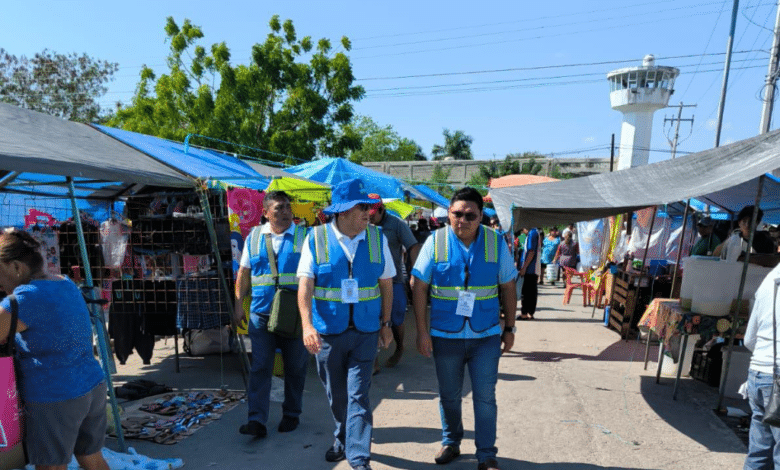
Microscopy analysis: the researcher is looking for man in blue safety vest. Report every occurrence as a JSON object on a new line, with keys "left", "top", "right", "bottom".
{"left": 412, "top": 187, "right": 517, "bottom": 470}
{"left": 234, "top": 191, "right": 309, "bottom": 438}
{"left": 297, "top": 178, "right": 395, "bottom": 470}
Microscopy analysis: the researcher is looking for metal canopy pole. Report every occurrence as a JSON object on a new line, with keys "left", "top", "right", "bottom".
{"left": 716, "top": 175, "right": 765, "bottom": 411}
{"left": 67, "top": 177, "right": 126, "bottom": 452}
{"left": 196, "top": 185, "right": 250, "bottom": 387}
{"left": 640, "top": 206, "right": 658, "bottom": 270}
{"left": 671, "top": 200, "right": 692, "bottom": 297}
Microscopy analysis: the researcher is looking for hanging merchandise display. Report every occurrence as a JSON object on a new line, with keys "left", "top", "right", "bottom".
{"left": 100, "top": 218, "right": 130, "bottom": 268}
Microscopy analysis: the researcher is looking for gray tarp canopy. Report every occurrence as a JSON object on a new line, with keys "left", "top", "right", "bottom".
{"left": 0, "top": 103, "right": 192, "bottom": 189}
{"left": 489, "top": 128, "right": 780, "bottom": 231}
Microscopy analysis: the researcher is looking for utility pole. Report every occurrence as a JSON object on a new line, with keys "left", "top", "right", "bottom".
{"left": 760, "top": 1, "right": 780, "bottom": 134}
{"left": 715, "top": 0, "right": 740, "bottom": 147}
{"left": 664, "top": 102, "right": 696, "bottom": 159}
{"left": 610, "top": 133, "right": 615, "bottom": 172}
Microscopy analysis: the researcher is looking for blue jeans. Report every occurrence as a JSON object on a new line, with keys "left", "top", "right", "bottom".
{"left": 316, "top": 329, "right": 379, "bottom": 468}
{"left": 746, "top": 369, "right": 780, "bottom": 469}
{"left": 432, "top": 335, "right": 501, "bottom": 463}
{"left": 247, "top": 315, "right": 309, "bottom": 425}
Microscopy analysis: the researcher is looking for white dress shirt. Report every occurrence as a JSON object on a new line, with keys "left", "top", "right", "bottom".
{"left": 296, "top": 221, "right": 395, "bottom": 280}
{"left": 239, "top": 223, "right": 297, "bottom": 269}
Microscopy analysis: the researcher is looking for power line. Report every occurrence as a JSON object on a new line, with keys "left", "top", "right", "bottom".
{"left": 364, "top": 64, "right": 767, "bottom": 98}
{"left": 352, "top": 8, "right": 741, "bottom": 60}
{"left": 357, "top": 50, "right": 763, "bottom": 81}
{"left": 353, "top": 1, "right": 728, "bottom": 51}
{"left": 363, "top": 57, "right": 765, "bottom": 93}
{"left": 351, "top": 0, "right": 681, "bottom": 41}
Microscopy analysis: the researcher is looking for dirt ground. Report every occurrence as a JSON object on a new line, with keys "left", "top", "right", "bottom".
{"left": 106, "top": 283, "right": 750, "bottom": 470}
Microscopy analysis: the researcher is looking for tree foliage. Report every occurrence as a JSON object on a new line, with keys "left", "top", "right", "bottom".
{"left": 432, "top": 129, "right": 473, "bottom": 160}
{"left": 109, "top": 16, "right": 365, "bottom": 162}
{"left": 0, "top": 48, "right": 118, "bottom": 122}
{"left": 428, "top": 164, "right": 454, "bottom": 199}
{"left": 344, "top": 116, "right": 425, "bottom": 163}
{"left": 466, "top": 152, "right": 570, "bottom": 188}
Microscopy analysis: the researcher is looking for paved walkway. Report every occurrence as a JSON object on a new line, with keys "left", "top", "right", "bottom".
{"left": 108, "top": 283, "right": 748, "bottom": 469}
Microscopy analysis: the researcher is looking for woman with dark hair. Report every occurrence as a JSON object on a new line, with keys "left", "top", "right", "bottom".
{"left": 714, "top": 205, "right": 775, "bottom": 261}
{"left": 0, "top": 230, "right": 109, "bottom": 470}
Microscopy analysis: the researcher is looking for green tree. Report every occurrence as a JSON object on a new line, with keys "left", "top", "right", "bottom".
{"left": 428, "top": 164, "right": 454, "bottom": 199}
{"left": 0, "top": 48, "right": 118, "bottom": 122}
{"left": 345, "top": 116, "right": 426, "bottom": 163}
{"left": 109, "top": 16, "right": 364, "bottom": 162}
{"left": 432, "top": 129, "right": 473, "bottom": 160}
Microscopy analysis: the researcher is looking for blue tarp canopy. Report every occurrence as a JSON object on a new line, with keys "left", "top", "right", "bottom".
{"left": 285, "top": 158, "right": 425, "bottom": 200}
{"left": 413, "top": 184, "right": 450, "bottom": 208}
{"left": 93, "top": 125, "right": 270, "bottom": 190}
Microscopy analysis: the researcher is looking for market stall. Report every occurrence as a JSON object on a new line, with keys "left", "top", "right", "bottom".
{"left": 489, "top": 131, "right": 780, "bottom": 409}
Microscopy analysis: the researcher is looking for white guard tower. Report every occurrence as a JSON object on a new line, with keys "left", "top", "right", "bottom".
{"left": 607, "top": 55, "right": 679, "bottom": 170}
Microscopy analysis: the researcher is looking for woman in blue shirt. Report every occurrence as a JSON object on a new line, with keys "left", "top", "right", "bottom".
{"left": 539, "top": 227, "right": 561, "bottom": 286}
{"left": 0, "top": 230, "right": 108, "bottom": 470}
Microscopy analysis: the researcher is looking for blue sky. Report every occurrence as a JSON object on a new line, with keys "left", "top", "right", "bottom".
{"left": 3, "top": 0, "right": 778, "bottom": 164}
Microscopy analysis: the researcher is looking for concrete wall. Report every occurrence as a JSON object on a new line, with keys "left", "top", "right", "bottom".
{"left": 362, "top": 157, "right": 611, "bottom": 184}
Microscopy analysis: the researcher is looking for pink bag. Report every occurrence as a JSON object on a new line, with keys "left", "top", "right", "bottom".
{"left": 0, "top": 356, "right": 22, "bottom": 451}
{"left": 0, "top": 295, "right": 24, "bottom": 469}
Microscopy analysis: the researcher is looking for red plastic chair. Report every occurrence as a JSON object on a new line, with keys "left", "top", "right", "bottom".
{"left": 562, "top": 266, "right": 592, "bottom": 306}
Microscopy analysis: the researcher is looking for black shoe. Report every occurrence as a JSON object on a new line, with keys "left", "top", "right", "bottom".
{"left": 325, "top": 443, "right": 346, "bottom": 462}
{"left": 239, "top": 420, "right": 267, "bottom": 437}
{"left": 477, "top": 458, "right": 500, "bottom": 470}
{"left": 278, "top": 416, "right": 299, "bottom": 433}
{"left": 434, "top": 445, "right": 460, "bottom": 464}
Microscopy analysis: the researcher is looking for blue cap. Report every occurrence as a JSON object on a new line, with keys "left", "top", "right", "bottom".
{"left": 323, "top": 178, "right": 375, "bottom": 214}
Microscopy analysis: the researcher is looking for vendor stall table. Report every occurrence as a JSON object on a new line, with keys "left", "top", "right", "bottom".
{"left": 638, "top": 298, "right": 726, "bottom": 400}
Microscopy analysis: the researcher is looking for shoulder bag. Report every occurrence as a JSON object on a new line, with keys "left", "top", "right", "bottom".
{"left": 761, "top": 278, "right": 780, "bottom": 427}
{"left": 265, "top": 235, "right": 302, "bottom": 338}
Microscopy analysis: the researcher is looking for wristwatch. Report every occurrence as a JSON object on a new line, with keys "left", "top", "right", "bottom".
{"left": 382, "top": 321, "right": 392, "bottom": 328}
{"left": 503, "top": 326, "right": 516, "bottom": 334}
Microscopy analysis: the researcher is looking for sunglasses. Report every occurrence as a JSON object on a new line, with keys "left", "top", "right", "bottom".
{"left": 451, "top": 211, "right": 479, "bottom": 222}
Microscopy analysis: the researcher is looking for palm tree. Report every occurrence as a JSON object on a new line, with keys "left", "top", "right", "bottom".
{"left": 431, "top": 129, "right": 473, "bottom": 160}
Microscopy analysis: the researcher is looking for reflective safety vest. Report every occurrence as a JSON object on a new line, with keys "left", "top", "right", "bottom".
{"left": 429, "top": 226, "right": 500, "bottom": 333}
{"left": 310, "top": 223, "right": 384, "bottom": 334}
{"left": 248, "top": 224, "right": 307, "bottom": 317}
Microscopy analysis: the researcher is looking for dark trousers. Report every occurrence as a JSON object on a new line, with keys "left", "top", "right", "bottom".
{"left": 521, "top": 274, "right": 538, "bottom": 316}
{"left": 247, "top": 315, "right": 309, "bottom": 425}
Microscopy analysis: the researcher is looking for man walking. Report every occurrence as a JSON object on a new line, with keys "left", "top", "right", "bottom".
{"left": 412, "top": 187, "right": 517, "bottom": 470}
{"left": 235, "top": 191, "right": 309, "bottom": 438}
{"left": 297, "top": 178, "right": 395, "bottom": 470}
{"left": 518, "top": 226, "right": 539, "bottom": 320}
{"left": 369, "top": 195, "right": 420, "bottom": 369}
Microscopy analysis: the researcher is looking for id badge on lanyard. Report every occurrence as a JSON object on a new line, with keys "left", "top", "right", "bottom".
{"left": 455, "top": 260, "right": 475, "bottom": 317}
{"left": 456, "top": 291, "right": 476, "bottom": 317}
{"left": 341, "top": 259, "right": 359, "bottom": 304}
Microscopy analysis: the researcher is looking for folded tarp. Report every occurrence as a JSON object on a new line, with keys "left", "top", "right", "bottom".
{"left": 489, "top": 129, "right": 780, "bottom": 231}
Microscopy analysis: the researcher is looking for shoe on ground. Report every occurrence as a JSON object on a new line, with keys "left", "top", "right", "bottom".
{"left": 385, "top": 349, "right": 403, "bottom": 368}
{"left": 353, "top": 465, "right": 373, "bottom": 470}
{"left": 239, "top": 420, "right": 267, "bottom": 437}
{"left": 477, "top": 458, "right": 500, "bottom": 470}
{"left": 278, "top": 416, "right": 299, "bottom": 433}
{"left": 434, "top": 445, "right": 460, "bottom": 464}
{"left": 325, "top": 443, "right": 346, "bottom": 462}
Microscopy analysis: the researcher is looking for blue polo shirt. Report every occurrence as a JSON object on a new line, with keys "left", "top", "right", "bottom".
{"left": 2, "top": 279, "right": 105, "bottom": 403}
